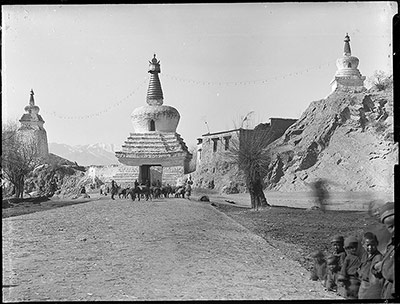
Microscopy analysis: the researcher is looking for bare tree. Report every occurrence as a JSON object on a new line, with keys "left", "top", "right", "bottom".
{"left": 227, "top": 128, "right": 275, "bottom": 210}
{"left": 367, "top": 70, "right": 393, "bottom": 91}
{"left": 2, "top": 121, "right": 42, "bottom": 198}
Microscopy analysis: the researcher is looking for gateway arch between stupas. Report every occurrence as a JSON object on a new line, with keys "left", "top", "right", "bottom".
{"left": 114, "top": 55, "right": 192, "bottom": 187}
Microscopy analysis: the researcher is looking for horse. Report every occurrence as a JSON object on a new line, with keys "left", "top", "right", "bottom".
{"left": 129, "top": 185, "right": 151, "bottom": 201}
{"left": 151, "top": 186, "right": 162, "bottom": 199}
{"left": 118, "top": 187, "right": 130, "bottom": 199}
{"left": 173, "top": 186, "right": 185, "bottom": 198}
{"left": 161, "top": 184, "right": 173, "bottom": 198}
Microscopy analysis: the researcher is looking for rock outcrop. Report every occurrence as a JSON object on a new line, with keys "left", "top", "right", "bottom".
{"left": 264, "top": 86, "right": 396, "bottom": 193}
{"left": 20, "top": 153, "right": 97, "bottom": 199}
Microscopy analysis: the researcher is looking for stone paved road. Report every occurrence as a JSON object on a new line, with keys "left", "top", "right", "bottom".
{"left": 2, "top": 197, "right": 342, "bottom": 301}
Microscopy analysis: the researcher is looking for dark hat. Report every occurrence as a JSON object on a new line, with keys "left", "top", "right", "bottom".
{"left": 362, "top": 232, "right": 378, "bottom": 244}
{"left": 311, "top": 250, "right": 324, "bottom": 258}
{"left": 344, "top": 236, "right": 359, "bottom": 247}
{"left": 326, "top": 255, "right": 339, "bottom": 265}
{"left": 330, "top": 235, "right": 344, "bottom": 244}
{"left": 380, "top": 202, "right": 394, "bottom": 223}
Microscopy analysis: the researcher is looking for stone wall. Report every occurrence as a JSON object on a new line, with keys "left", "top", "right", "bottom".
{"left": 163, "top": 166, "right": 184, "bottom": 186}
{"left": 269, "top": 118, "right": 298, "bottom": 136}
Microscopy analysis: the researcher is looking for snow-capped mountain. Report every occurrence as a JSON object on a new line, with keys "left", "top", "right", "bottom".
{"left": 49, "top": 143, "right": 120, "bottom": 166}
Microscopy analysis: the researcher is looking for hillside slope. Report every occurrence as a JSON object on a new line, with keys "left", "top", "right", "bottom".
{"left": 264, "top": 87, "right": 396, "bottom": 193}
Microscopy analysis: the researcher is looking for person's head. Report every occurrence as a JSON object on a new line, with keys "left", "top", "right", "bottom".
{"left": 362, "top": 232, "right": 379, "bottom": 256}
{"left": 311, "top": 250, "right": 325, "bottom": 263}
{"left": 344, "top": 236, "right": 359, "bottom": 256}
{"left": 330, "top": 235, "right": 344, "bottom": 254}
{"left": 380, "top": 202, "right": 395, "bottom": 236}
{"left": 384, "top": 214, "right": 395, "bottom": 237}
{"left": 326, "top": 255, "right": 339, "bottom": 272}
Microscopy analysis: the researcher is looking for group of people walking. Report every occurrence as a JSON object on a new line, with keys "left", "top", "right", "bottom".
{"left": 310, "top": 201, "right": 396, "bottom": 300}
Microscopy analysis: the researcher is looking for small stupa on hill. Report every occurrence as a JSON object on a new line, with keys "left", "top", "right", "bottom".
{"left": 18, "top": 89, "right": 49, "bottom": 161}
{"left": 330, "top": 33, "right": 366, "bottom": 93}
{"left": 115, "top": 55, "right": 192, "bottom": 186}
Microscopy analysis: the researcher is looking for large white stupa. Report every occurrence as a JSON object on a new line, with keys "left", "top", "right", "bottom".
{"left": 115, "top": 55, "right": 192, "bottom": 186}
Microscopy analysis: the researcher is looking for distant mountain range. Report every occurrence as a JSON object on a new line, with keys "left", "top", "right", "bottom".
{"left": 49, "top": 143, "right": 120, "bottom": 166}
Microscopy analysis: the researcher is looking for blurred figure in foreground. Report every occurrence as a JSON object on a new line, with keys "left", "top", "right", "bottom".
{"left": 310, "top": 250, "right": 327, "bottom": 286}
{"left": 372, "top": 202, "right": 396, "bottom": 300}
{"left": 312, "top": 178, "right": 329, "bottom": 212}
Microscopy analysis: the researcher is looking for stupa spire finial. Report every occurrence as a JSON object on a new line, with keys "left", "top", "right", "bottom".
{"left": 23, "top": 88, "right": 40, "bottom": 115}
{"left": 148, "top": 54, "right": 161, "bottom": 74}
{"left": 146, "top": 54, "right": 163, "bottom": 105}
{"left": 29, "top": 89, "right": 35, "bottom": 106}
{"left": 343, "top": 33, "right": 351, "bottom": 56}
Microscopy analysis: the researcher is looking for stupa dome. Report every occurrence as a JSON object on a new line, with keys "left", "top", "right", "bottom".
{"left": 131, "top": 105, "right": 180, "bottom": 133}
{"left": 130, "top": 54, "right": 181, "bottom": 132}
{"left": 335, "top": 56, "right": 362, "bottom": 77}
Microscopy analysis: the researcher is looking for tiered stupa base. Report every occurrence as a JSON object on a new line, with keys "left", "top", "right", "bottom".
{"left": 330, "top": 75, "right": 366, "bottom": 93}
{"left": 111, "top": 165, "right": 185, "bottom": 188}
{"left": 115, "top": 132, "right": 191, "bottom": 186}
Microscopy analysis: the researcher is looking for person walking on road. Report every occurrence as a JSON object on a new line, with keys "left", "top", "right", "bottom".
{"left": 185, "top": 182, "right": 192, "bottom": 200}
{"left": 111, "top": 180, "right": 118, "bottom": 200}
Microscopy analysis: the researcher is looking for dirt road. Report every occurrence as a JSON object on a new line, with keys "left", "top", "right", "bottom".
{"left": 2, "top": 196, "right": 342, "bottom": 301}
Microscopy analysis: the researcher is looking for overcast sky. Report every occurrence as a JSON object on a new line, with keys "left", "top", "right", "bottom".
{"left": 2, "top": 2, "right": 396, "bottom": 150}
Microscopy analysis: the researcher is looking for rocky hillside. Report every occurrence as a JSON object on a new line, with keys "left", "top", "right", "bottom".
{"left": 19, "top": 152, "right": 93, "bottom": 198}
{"left": 264, "top": 86, "right": 396, "bottom": 193}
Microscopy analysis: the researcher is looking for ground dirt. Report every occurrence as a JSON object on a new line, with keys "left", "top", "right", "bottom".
{"left": 2, "top": 191, "right": 389, "bottom": 301}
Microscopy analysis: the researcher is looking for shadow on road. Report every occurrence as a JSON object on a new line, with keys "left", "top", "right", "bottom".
{"left": 2, "top": 196, "right": 99, "bottom": 219}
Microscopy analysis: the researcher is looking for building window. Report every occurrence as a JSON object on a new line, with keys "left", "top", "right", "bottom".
{"left": 149, "top": 120, "right": 155, "bottom": 131}
{"left": 212, "top": 138, "right": 219, "bottom": 152}
{"left": 224, "top": 136, "right": 231, "bottom": 150}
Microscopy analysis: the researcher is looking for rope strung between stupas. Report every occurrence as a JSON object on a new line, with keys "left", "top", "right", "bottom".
{"left": 42, "top": 79, "right": 148, "bottom": 120}
{"left": 163, "top": 61, "right": 334, "bottom": 86}
{"left": 41, "top": 60, "right": 334, "bottom": 120}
